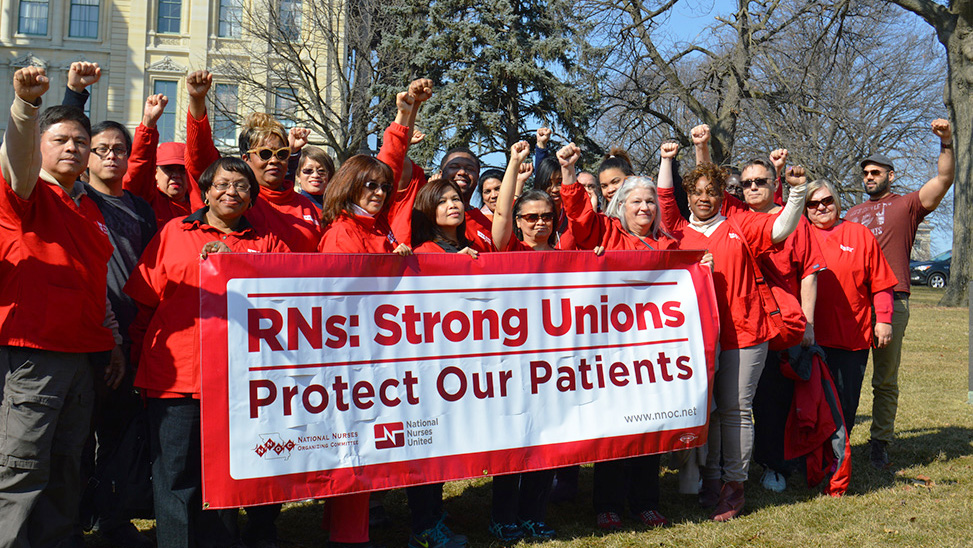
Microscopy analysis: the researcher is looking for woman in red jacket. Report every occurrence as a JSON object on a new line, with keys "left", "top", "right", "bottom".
{"left": 657, "top": 141, "right": 807, "bottom": 521}
{"left": 125, "top": 157, "right": 288, "bottom": 548}
{"left": 411, "top": 178, "right": 479, "bottom": 255}
{"left": 804, "top": 179, "right": 896, "bottom": 434}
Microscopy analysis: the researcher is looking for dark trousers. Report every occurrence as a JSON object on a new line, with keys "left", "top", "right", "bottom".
{"left": 592, "top": 454, "right": 660, "bottom": 514}
{"left": 821, "top": 347, "right": 869, "bottom": 436}
{"left": 407, "top": 483, "right": 444, "bottom": 533}
{"left": 147, "top": 398, "right": 236, "bottom": 548}
{"left": 491, "top": 470, "right": 555, "bottom": 524}
{"left": 753, "top": 351, "right": 795, "bottom": 475}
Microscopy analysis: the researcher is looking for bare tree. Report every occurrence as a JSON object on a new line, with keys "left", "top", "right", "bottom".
{"left": 210, "top": 0, "right": 403, "bottom": 161}
{"left": 886, "top": 0, "right": 973, "bottom": 306}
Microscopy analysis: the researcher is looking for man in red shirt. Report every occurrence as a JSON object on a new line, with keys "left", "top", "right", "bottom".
{"left": 440, "top": 148, "right": 497, "bottom": 252}
{"left": 0, "top": 67, "right": 121, "bottom": 547}
{"left": 844, "top": 119, "right": 954, "bottom": 469}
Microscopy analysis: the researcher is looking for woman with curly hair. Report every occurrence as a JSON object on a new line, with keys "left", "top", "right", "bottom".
{"left": 656, "top": 141, "right": 808, "bottom": 521}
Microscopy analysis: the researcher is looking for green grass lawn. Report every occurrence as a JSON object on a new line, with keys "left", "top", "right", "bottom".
{"left": 115, "top": 287, "right": 972, "bottom": 547}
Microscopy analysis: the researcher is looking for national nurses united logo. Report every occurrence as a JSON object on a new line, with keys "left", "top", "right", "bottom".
{"left": 254, "top": 433, "right": 295, "bottom": 460}
{"left": 374, "top": 422, "right": 404, "bottom": 449}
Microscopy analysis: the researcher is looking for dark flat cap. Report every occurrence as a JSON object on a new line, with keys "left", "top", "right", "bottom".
{"left": 860, "top": 153, "right": 894, "bottom": 171}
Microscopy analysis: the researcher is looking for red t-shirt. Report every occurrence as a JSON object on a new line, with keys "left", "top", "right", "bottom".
{"left": 465, "top": 208, "right": 498, "bottom": 252}
{"left": 660, "top": 187, "right": 776, "bottom": 350}
{"left": 319, "top": 212, "right": 399, "bottom": 253}
{"left": 844, "top": 191, "right": 929, "bottom": 294}
{"left": 810, "top": 220, "right": 898, "bottom": 351}
{"left": 755, "top": 215, "right": 827, "bottom": 298}
{"left": 125, "top": 210, "right": 288, "bottom": 397}
{"left": 123, "top": 123, "right": 204, "bottom": 228}
{"left": 0, "top": 178, "right": 116, "bottom": 352}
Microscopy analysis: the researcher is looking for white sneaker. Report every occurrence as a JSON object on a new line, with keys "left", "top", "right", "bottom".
{"left": 760, "top": 469, "right": 786, "bottom": 492}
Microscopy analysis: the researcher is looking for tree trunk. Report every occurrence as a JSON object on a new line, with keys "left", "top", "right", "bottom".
{"left": 940, "top": 12, "right": 972, "bottom": 306}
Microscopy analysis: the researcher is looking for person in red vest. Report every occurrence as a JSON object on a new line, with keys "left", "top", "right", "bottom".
{"left": 0, "top": 66, "right": 122, "bottom": 548}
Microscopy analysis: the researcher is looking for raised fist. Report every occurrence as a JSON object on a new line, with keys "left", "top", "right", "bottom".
{"left": 931, "top": 118, "right": 952, "bottom": 143}
{"left": 517, "top": 162, "right": 534, "bottom": 185}
{"left": 396, "top": 90, "right": 415, "bottom": 113}
{"left": 660, "top": 141, "right": 679, "bottom": 160}
{"left": 143, "top": 93, "right": 169, "bottom": 127}
{"left": 769, "top": 149, "right": 788, "bottom": 175}
{"left": 556, "top": 143, "right": 581, "bottom": 167}
{"left": 410, "top": 129, "right": 426, "bottom": 145}
{"left": 536, "top": 127, "right": 552, "bottom": 148}
{"left": 691, "top": 124, "right": 710, "bottom": 146}
{"left": 186, "top": 70, "right": 213, "bottom": 99}
{"left": 68, "top": 62, "right": 101, "bottom": 92}
{"left": 289, "top": 127, "right": 311, "bottom": 152}
{"left": 13, "top": 67, "right": 49, "bottom": 105}
{"left": 510, "top": 140, "right": 530, "bottom": 164}
{"left": 785, "top": 165, "right": 807, "bottom": 187}
{"left": 408, "top": 78, "right": 433, "bottom": 103}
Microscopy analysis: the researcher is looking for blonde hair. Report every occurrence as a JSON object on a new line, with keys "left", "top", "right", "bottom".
{"left": 806, "top": 179, "right": 842, "bottom": 213}
{"left": 239, "top": 112, "right": 288, "bottom": 156}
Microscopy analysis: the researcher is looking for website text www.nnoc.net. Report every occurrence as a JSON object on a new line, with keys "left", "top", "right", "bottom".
{"left": 623, "top": 406, "right": 698, "bottom": 423}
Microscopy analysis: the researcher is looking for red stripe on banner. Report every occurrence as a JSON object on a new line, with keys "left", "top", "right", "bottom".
{"left": 246, "top": 281, "right": 678, "bottom": 299}
{"left": 247, "top": 337, "right": 690, "bottom": 371}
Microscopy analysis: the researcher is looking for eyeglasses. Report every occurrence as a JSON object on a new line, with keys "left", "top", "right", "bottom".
{"left": 805, "top": 195, "right": 835, "bottom": 209}
{"left": 301, "top": 168, "right": 329, "bottom": 177}
{"left": 517, "top": 212, "right": 555, "bottom": 223}
{"left": 741, "top": 177, "right": 772, "bottom": 187}
{"left": 92, "top": 146, "right": 129, "bottom": 159}
{"left": 863, "top": 168, "right": 887, "bottom": 177}
{"left": 212, "top": 181, "right": 251, "bottom": 192}
{"left": 248, "top": 147, "right": 291, "bottom": 162}
{"left": 363, "top": 181, "right": 392, "bottom": 193}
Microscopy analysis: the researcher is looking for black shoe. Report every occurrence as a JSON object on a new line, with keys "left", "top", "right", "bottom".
{"left": 100, "top": 522, "right": 154, "bottom": 548}
{"left": 869, "top": 439, "right": 890, "bottom": 469}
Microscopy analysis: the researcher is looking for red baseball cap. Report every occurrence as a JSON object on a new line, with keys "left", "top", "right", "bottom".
{"left": 157, "top": 142, "right": 186, "bottom": 167}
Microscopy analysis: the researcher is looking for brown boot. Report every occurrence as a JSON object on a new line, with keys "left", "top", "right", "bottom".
{"left": 710, "top": 481, "right": 745, "bottom": 521}
{"left": 699, "top": 478, "right": 722, "bottom": 508}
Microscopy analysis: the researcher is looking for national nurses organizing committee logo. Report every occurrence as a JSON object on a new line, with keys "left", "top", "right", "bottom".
{"left": 254, "top": 433, "right": 295, "bottom": 460}
{"left": 374, "top": 422, "right": 404, "bottom": 449}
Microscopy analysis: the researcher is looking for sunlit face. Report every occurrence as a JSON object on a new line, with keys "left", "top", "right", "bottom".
{"left": 689, "top": 177, "right": 722, "bottom": 221}
{"left": 206, "top": 168, "right": 253, "bottom": 221}
{"left": 516, "top": 199, "right": 554, "bottom": 247}
{"left": 441, "top": 153, "right": 479, "bottom": 202}
{"left": 40, "top": 120, "right": 90, "bottom": 187}
{"left": 480, "top": 177, "right": 501, "bottom": 212}
{"left": 805, "top": 186, "right": 838, "bottom": 229}
{"left": 245, "top": 135, "right": 288, "bottom": 190}
{"left": 156, "top": 164, "right": 188, "bottom": 201}
{"left": 435, "top": 188, "right": 465, "bottom": 228}
{"left": 578, "top": 172, "right": 599, "bottom": 197}
{"left": 862, "top": 162, "right": 893, "bottom": 197}
{"left": 88, "top": 128, "right": 128, "bottom": 185}
{"left": 599, "top": 167, "right": 626, "bottom": 202}
{"left": 356, "top": 179, "right": 391, "bottom": 215}
{"left": 623, "top": 187, "right": 657, "bottom": 237}
{"left": 298, "top": 159, "right": 329, "bottom": 195}
{"left": 741, "top": 165, "right": 777, "bottom": 211}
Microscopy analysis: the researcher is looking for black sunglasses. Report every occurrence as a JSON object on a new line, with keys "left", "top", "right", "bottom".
{"left": 806, "top": 196, "right": 835, "bottom": 209}
{"left": 517, "top": 212, "right": 555, "bottom": 223}
{"left": 364, "top": 181, "right": 392, "bottom": 193}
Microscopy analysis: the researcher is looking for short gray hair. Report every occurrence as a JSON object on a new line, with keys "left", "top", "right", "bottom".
{"left": 806, "top": 179, "right": 842, "bottom": 214}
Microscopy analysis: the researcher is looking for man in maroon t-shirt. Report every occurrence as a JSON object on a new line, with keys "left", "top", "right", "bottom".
{"left": 844, "top": 119, "right": 954, "bottom": 469}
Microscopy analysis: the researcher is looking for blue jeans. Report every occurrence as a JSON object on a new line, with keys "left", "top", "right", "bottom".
{"left": 147, "top": 398, "right": 236, "bottom": 548}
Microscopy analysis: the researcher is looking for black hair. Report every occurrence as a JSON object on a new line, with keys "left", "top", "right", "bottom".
{"left": 198, "top": 156, "right": 260, "bottom": 202}
{"left": 39, "top": 105, "right": 91, "bottom": 138}
{"left": 478, "top": 168, "right": 504, "bottom": 199}
{"left": 533, "top": 156, "right": 562, "bottom": 193}
{"left": 513, "top": 189, "right": 558, "bottom": 248}
{"left": 90, "top": 120, "right": 133, "bottom": 153}
{"left": 440, "top": 147, "right": 480, "bottom": 171}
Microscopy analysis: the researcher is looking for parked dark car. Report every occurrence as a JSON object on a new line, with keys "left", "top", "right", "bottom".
{"left": 910, "top": 250, "right": 951, "bottom": 288}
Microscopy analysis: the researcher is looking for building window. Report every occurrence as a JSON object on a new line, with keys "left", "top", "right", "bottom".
{"left": 68, "top": 0, "right": 99, "bottom": 38}
{"left": 157, "top": 0, "right": 181, "bottom": 34}
{"left": 154, "top": 80, "right": 178, "bottom": 142}
{"left": 218, "top": 0, "right": 242, "bottom": 38}
{"left": 213, "top": 84, "right": 238, "bottom": 147}
{"left": 279, "top": 0, "right": 301, "bottom": 40}
{"left": 274, "top": 86, "right": 298, "bottom": 128}
{"left": 18, "top": 0, "right": 49, "bottom": 35}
